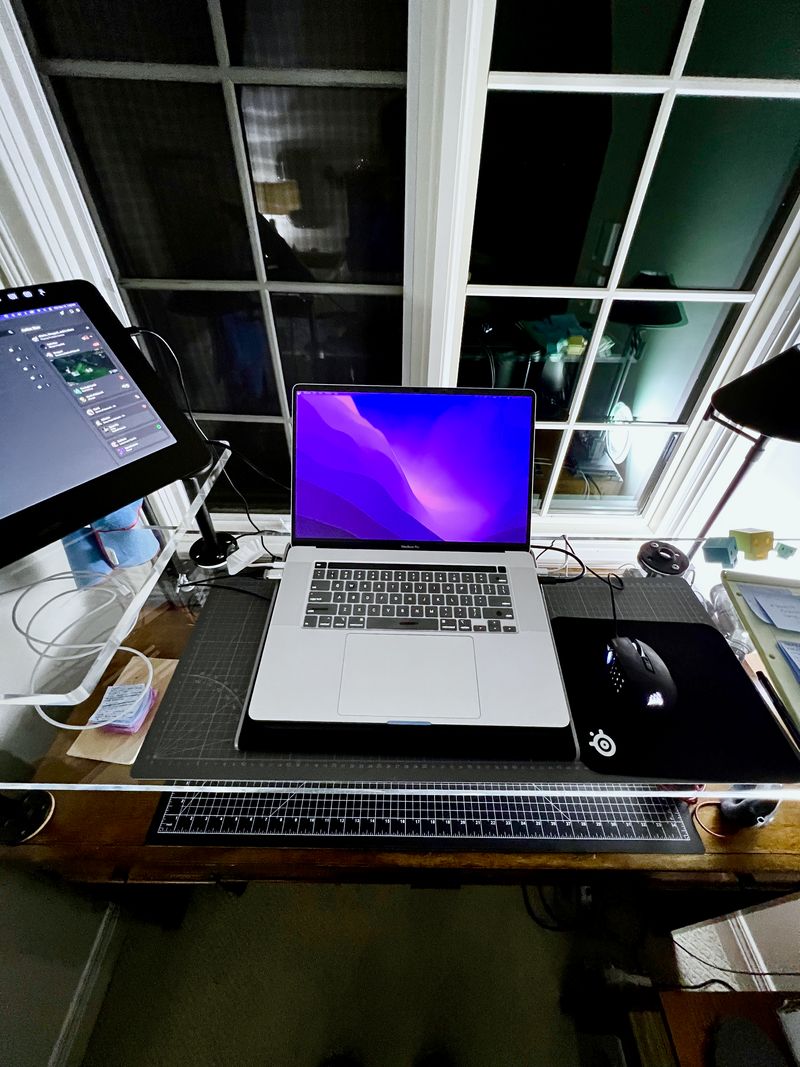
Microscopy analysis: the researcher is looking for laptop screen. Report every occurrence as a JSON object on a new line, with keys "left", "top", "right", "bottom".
{"left": 293, "top": 388, "right": 534, "bottom": 548}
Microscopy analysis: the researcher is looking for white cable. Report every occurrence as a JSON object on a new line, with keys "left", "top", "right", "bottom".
{"left": 9, "top": 571, "right": 151, "bottom": 731}
{"left": 33, "top": 645, "right": 153, "bottom": 732}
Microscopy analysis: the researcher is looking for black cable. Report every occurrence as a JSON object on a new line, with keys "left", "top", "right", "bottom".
{"left": 665, "top": 978, "right": 737, "bottom": 993}
{"left": 536, "top": 885, "right": 578, "bottom": 931}
{"left": 675, "top": 940, "right": 800, "bottom": 978}
{"left": 207, "top": 438, "right": 289, "bottom": 493}
{"left": 128, "top": 326, "right": 283, "bottom": 560}
{"left": 530, "top": 543, "right": 623, "bottom": 634}
{"left": 520, "top": 885, "right": 563, "bottom": 932}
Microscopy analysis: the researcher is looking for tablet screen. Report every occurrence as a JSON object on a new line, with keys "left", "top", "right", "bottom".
{"left": 1, "top": 300, "right": 176, "bottom": 520}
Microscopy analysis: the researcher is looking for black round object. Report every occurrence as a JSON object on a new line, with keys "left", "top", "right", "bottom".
{"left": 719, "top": 784, "right": 780, "bottom": 829}
{"left": 0, "top": 791, "right": 55, "bottom": 845}
{"left": 189, "top": 531, "right": 238, "bottom": 569}
{"left": 637, "top": 540, "right": 690, "bottom": 577}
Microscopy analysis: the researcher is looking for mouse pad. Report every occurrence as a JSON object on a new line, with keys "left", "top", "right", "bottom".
{"left": 552, "top": 618, "right": 800, "bottom": 780}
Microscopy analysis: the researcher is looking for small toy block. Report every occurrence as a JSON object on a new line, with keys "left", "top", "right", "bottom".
{"left": 730, "top": 528, "right": 774, "bottom": 561}
{"left": 776, "top": 541, "right": 797, "bottom": 559}
{"left": 702, "top": 536, "right": 738, "bottom": 566}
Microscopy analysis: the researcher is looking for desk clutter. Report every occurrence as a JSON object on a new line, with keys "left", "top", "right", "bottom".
{"left": 132, "top": 574, "right": 800, "bottom": 785}
{"left": 724, "top": 571, "right": 800, "bottom": 740}
{"left": 148, "top": 780, "right": 702, "bottom": 854}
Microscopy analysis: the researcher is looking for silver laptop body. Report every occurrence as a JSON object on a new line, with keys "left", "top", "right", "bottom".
{"left": 246, "top": 386, "right": 570, "bottom": 730}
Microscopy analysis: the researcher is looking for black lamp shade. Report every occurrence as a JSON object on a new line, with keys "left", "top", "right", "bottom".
{"left": 711, "top": 346, "right": 800, "bottom": 442}
{"left": 611, "top": 271, "right": 686, "bottom": 328}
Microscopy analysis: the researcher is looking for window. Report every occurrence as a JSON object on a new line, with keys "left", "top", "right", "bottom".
{"left": 15, "top": 0, "right": 408, "bottom": 512}
{"left": 9, "top": 0, "right": 800, "bottom": 531}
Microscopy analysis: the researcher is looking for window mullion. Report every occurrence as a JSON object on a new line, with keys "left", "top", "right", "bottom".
{"left": 405, "top": 0, "right": 496, "bottom": 387}
{"left": 207, "top": 0, "right": 292, "bottom": 446}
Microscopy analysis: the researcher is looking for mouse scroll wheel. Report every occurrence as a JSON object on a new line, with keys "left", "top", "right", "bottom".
{"left": 634, "top": 641, "right": 655, "bottom": 672}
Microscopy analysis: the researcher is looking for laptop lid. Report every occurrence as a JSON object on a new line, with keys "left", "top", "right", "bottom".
{"left": 292, "top": 385, "right": 535, "bottom": 551}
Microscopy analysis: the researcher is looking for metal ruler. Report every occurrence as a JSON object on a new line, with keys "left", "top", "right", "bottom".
{"left": 149, "top": 781, "right": 702, "bottom": 853}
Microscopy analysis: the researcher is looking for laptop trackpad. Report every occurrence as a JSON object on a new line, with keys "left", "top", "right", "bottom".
{"left": 338, "top": 634, "right": 481, "bottom": 720}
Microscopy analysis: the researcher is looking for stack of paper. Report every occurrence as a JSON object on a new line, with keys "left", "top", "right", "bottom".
{"left": 739, "top": 584, "right": 800, "bottom": 633}
{"left": 778, "top": 641, "right": 800, "bottom": 685}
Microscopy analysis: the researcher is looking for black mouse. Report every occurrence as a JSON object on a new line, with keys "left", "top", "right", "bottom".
{"left": 606, "top": 637, "right": 678, "bottom": 713}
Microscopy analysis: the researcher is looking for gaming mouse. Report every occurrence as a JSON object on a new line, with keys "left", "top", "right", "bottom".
{"left": 606, "top": 637, "right": 678, "bottom": 713}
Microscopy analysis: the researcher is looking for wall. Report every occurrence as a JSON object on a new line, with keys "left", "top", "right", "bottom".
{"left": 0, "top": 866, "right": 119, "bottom": 1066}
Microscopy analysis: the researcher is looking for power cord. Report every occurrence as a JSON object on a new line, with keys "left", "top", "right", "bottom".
{"left": 128, "top": 326, "right": 287, "bottom": 561}
{"left": 8, "top": 571, "right": 153, "bottom": 731}
{"left": 530, "top": 542, "right": 624, "bottom": 632}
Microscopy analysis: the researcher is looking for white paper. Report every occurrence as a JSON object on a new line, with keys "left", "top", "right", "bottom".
{"left": 738, "top": 584, "right": 780, "bottom": 624}
{"left": 754, "top": 589, "right": 800, "bottom": 633}
{"left": 778, "top": 640, "right": 800, "bottom": 683}
{"left": 87, "top": 683, "right": 148, "bottom": 726}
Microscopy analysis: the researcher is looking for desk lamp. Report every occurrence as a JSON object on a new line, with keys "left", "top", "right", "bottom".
{"left": 610, "top": 271, "right": 686, "bottom": 362}
{"left": 688, "top": 345, "right": 800, "bottom": 558}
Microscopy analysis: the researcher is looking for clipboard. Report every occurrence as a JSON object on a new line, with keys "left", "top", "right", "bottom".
{"left": 722, "top": 570, "right": 800, "bottom": 732}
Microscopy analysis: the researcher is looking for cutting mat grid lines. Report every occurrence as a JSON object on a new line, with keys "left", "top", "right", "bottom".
{"left": 134, "top": 576, "right": 710, "bottom": 783}
{"left": 149, "top": 779, "right": 701, "bottom": 852}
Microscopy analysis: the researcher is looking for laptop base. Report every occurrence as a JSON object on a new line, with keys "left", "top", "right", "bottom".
{"left": 236, "top": 708, "right": 578, "bottom": 761}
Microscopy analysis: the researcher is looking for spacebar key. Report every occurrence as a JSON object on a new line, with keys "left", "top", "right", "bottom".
{"left": 366, "top": 617, "right": 438, "bottom": 631}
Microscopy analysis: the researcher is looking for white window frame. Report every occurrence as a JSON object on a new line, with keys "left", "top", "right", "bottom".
{"left": 2, "top": 0, "right": 800, "bottom": 543}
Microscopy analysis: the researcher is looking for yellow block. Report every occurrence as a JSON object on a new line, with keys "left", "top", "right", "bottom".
{"left": 730, "top": 528, "right": 774, "bottom": 560}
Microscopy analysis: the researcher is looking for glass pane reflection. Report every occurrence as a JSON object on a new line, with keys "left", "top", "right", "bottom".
{"left": 22, "top": 0, "right": 216, "bottom": 63}
{"left": 491, "top": 0, "right": 687, "bottom": 75}
{"left": 471, "top": 93, "right": 658, "bottom": 286}
{"left": 532, "top": 430, "right": 561, "bottom": 510}
{"left": 274, "top": 294, "right": 402, "bottom": 397}
{"left": 458, "top": 297, "right": 600, "bottom": 421}
{"left": 580, "top": 300, "right": 735, "bottom": 423}
{"left": 223, "top": 0, "right": 407, "bottom": 70}
{"left": 552, "top": 429, "right": 680, "bottom": 512}
{"left": 240, "top": 86, "right": 405, "bottom": 284}
{"left": 686, "top": 0, "right": 800, "bottom": 79}
{"left": 203, "top": 421, "right": 291, "bottom": 513}
{"left": 127, "top": 291, "right": 281, "bottom": 416}
{"left": 52, "top": 79, "right": 254, "bottom": 279}
{"left": 623, "top": 98, "right": 800, "bottom": 290}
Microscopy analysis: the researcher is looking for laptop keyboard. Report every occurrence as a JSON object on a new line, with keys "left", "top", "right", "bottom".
{"left": 303, "top": 563, "right": 517, "bottom": 634}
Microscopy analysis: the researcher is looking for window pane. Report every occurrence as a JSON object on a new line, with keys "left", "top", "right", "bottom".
{"left": 471, "top": 94, "right": 658, "bottom": 286}
{"left": 203, "top": 421, "right": 290, "bottom": 513}
{"left": 22, "top": 0, "right": 216, "bottom": 63}
{"left": 623, "top": 98, "right": 800, "bottom": 290}
{"left": 52, "top": 79, "right": 255, "bottom": 279}
{"left": 533, "top": 430, "right": 561, "bottom": 510}
{"left": 686, "top": 0, "right": 800, "bottom": 79}
{"left": 552, "top": 428, "right": 680, "bottom": 512}
{"left": 491, "top": 0, "right": 687, "bottom": 75}
{"left": 580, "top": 300, "right": 735, "bottom": 423}
{"left": 458, "top": 296, "right": 600, "bottom": 421}
{"left": 127, "top": 290, "right": 281, "bottom": 416}
{"left": 274, "top": 293, "right": 402, "bottom": 398}
{"left": 224, "top": 0, "right": 407, "bottom": 70}
{"left": 240, "top": 86, "right": 405, "bottom": 284}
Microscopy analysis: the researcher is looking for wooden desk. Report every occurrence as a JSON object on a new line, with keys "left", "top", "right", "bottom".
{"left": 4, "top": 605, "right": 800, "bottom": 888}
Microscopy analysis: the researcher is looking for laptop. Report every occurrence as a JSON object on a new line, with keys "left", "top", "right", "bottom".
{"left": 239, "top": 385, "right": 573, "bottom": 751}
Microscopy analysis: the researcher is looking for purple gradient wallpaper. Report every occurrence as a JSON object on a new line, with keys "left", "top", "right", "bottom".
{"left": 293, "top": 390, "right": 534, "bottom": 544}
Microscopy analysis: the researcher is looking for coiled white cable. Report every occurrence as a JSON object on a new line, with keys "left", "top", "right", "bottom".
{"left": 8, "top": 571, "right": 153, "bottom": 731}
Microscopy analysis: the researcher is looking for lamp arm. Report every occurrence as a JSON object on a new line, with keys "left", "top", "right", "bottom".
{"left": 687, "top": 431, "right": 768, "bottom": 560}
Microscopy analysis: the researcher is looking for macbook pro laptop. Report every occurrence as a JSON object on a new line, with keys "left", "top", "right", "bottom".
{"left": 240, "top": 385, "right": 572, "bottom": 746}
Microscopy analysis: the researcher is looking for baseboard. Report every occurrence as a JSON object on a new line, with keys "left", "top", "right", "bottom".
{"left": 48, "top": 903, "right": 125, "bottom": 1067}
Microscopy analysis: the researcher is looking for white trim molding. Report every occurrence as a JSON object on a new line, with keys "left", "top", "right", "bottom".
{"left": 0, "top": 1, "right": 117, "bottom": 303}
